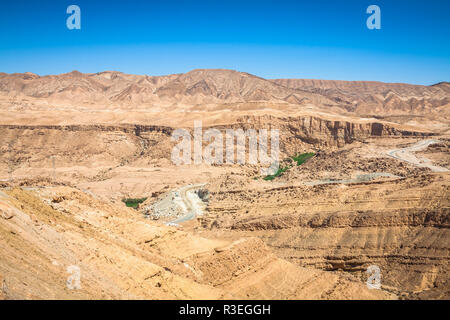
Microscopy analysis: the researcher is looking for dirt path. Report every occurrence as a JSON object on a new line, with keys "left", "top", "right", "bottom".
{"left": 303, "top": 172, "right": 400, "bottom": 186}
{"left": 387, "top": 139, "right": 448, "bottom": 172}
{"left": 167, "top": 184, "right": 206, "bottom": 225}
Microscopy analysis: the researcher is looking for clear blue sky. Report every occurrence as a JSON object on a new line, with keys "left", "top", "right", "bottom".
{"left": 0, "top": 0, "right": 449, "bottom": 84}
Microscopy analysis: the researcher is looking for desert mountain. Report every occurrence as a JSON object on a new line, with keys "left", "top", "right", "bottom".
{"left": 0, "top": 69, "right": 331, "bottom": 107}
{"left": 1, "top": 69, "right": 447, "bottom": 117}
{"left": 272, "top": 78, "right": 450, "bottom": 116}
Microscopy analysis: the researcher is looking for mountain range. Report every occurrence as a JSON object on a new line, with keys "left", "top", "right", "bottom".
{"left": 1, "top": 69, "right": 448, "bottom": 117}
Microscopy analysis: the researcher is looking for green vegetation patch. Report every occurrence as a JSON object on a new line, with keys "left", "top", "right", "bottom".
{"left": 262, "top": 152, "right": 315, "bottom": 181}
{"left": 263, "top": 165, "right": 291, "bottom": 181}
{"left": 291, "top": 152, "right": 315, "bottom": 166}
{"left": 122, "top": 197, "right": 147, "bottom": 209}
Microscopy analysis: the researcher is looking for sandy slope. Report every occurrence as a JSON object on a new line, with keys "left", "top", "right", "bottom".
{"left": 0, "top": 186, "right": 394, "bottom": 300}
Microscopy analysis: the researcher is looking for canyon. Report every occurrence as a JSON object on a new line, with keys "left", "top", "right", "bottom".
{"left": 0, "top": 69, "right": 448, "bottom": 299}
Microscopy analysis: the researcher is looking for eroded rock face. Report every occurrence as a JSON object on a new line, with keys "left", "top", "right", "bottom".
{"left": 0, "top": 116, "right": 431, "bottom": 175}
{"left": 200, "top": 173, "right": 450, "bottom": 299}
{"left": 0, "top": 187, "right": 394, "bottom": 300}
{"left": 233, "top": 115, "right": 430, "bottom": 147}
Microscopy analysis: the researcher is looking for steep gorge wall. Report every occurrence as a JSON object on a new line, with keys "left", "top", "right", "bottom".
{"left": 0, "top": 116, "right": 432, "bottom": 172}
{"left": 200, "top": 174, "right": 450, "bottom": 298}
{"left": 230, "top": 115, "right": 432, "bottom": 147}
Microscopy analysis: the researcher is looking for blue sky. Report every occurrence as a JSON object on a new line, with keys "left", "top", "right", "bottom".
{"left": 0, "top": 0, "right": 449, "bottom": 84}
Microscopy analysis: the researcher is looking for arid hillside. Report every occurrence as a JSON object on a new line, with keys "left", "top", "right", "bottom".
{"left": 272, "top": 79, "right": 450, "bottom": 117}
{"left": 1, "top": 69, "right": 448, "bottom": 125}
{"left": 0, "top": 186, "right": 394, "bottom": 299}
{"left": 0, "top": 69, "right": 448, "bottom": 300}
